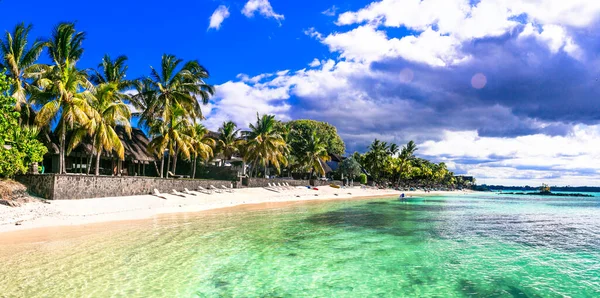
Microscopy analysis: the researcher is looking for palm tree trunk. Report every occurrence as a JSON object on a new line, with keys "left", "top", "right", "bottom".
{"left": 166, "top": 153, "right": 171, "bottom": 178}
{"left": 172, "top": 150, "right": 178, "bottom": 173}
{"left": 192, "top": 156, "right": 197, "bottom": 179}
{"left": 95, "top": 150, "right": 102, "bottom": 175}
{"left": 159, "top": 156, "right": 164, "bottom": 178}
{"left": 264, "top": 161, "right": 269, "bottom": 178}
{"left": 87, "top": 139, "right": 96, "bottom": 175}
{"left": 59, "top": 129, "right": 66, "bottom": 174}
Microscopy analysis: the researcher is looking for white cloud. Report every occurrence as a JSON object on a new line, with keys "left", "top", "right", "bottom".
{"left": 304, "top": 27, "right": 323, "bottom": 40}
{"left": 322, "top": 5, "right": 338, "bottom": 17}
{"left": 519, "top": 23, "right": 582, "bottom": 59}
{"left": 420, "top": 126, "right": 600, "bottom": 185}
{"left": 242, "top": 0, "right": 284, "bottom": 22}
{"left": 322, "top": 25, "right": 468, "bottom": 66}
{"left": 208, "top": 5, "right": 230, "bottom": 31}
{"left": 332, "top": 0, "right": 596, "bottom": 64}
{"left": 308, "top": 59, "right": 321, "bottom": 67}
{"left": 204, "top": 81, "right": 291, "bottom": 130}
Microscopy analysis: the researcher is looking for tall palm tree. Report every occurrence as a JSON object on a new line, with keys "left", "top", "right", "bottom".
{"left": 397, "top": 140, "right": 418, "bottom": 185}
{"left": 0, "top": 23, "right": 46, "bottom": 118}
{"left": 216, "top": 121, "right": 242, "bottom": 165}
{"left": 188, "top": 123, "right": 215, "bottom": 178}
{"left": 74, "top": 54, "right": 134, "bottom": 174}
{"left": 141, "top": 54, "right": 214, "bottom": 124}
{"left": 303, "top": 130, "right": 330, "bottom": 179}
{"left": 68, "top": 82, "right": 132, "bottom": 175}
{"left": 245, "top": 114, "right": 288, "bottom": 177}
{"left": 32, "top": 23, "right": 94, "bottom": 174}
{"left": 147, "top": 107, "right": 192, "bottom": 177}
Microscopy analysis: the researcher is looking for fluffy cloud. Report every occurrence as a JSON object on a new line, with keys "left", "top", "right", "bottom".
{"left": 242, "top": 0, "right": 284, "bottom": 22}
{"left": 204, "top": 0, "right": 600, "bottom": 185}
{"left": 420, "top": 126, "right": 600, "bottom": 185}
{"left": 203, "top": 81, "right": 291, "bottom": 130}
{"left": 208, "top": 5, "right": 230, "bottom": 30}
{"left": 322, "top": 5, "right": 338, "bottom": 17}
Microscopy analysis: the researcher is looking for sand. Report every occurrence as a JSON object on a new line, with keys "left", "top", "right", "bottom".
{"left": 0, "top": 186, "right": 472, "bottom": 234}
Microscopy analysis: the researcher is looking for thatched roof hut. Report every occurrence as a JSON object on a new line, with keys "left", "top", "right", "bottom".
{"left": 43, "top": 126, "right": 154, "bottom": 163}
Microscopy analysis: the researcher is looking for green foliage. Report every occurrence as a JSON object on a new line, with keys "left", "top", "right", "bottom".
{"left": 287, "top": 119, "right": 345, "bottom": 156}
{"left": 359, "top": 173, "right": 367, "bottom": 185}
{"left": 540, "top": 183, "right": 551, "bottom": 194}
{"left": 0, "top": 72, "right": 47, "bottom": 178}
{"left": 339, "top": 157, "right": 362, "bottom": 178}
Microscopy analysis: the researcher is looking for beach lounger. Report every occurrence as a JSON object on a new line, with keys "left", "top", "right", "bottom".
{"left": 184, "top": 188, "right": 200, "bottom": 196}
{"left": 264, "top": 186, "right": 280, "bottom": 193}
{"left": 221, "top": 185, "right": 234, "bottom": 193}
{"left": 264, "top": 183, "right": 280, "bottom": 193}
{"left": 153, "top": 189, "right": 168, "bottom": 200}
{"left": 277, "top": 183, "right": 289, "bottom": 190}
{"left": 197, "top": 186, "right": 212, "bottom": 194}
{"left": 210, "top": 185, "right": 223, "bottom": 193}
{"left": 168, "top": 171, "right": 190, "bottom": 179}
{"left": 171, "top": 189, "right": 187, "bottom": 197}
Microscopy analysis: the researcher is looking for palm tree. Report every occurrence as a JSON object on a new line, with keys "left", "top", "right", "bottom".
{"left": 216, "top": 121, "right": 242, "bottom": 165}
{"left": 75, "top": 54, "right": 134, "bottom": 174}
{"left": 188, "top": 123, "right": 215, "bottom": 178}
{"left": 245, "top": 114, "right": 288, "bottom": 177}
{"left": 69, "top": 82, "right": 132, "bottom": 175}
{"left": 89, "top": 54, "right": 134, "bottom": 90}
{"left": 397, "top": 140, "right": 418, "bottom": 185}
{"left": 141, "top": 54, "right": 214, "bottom": 124}
{"left": 147, "top": 107, "right": 193, "bottom": 177}
{"left": 32, "top": 23, "right": 94, "bottom": 174}
{"left": 303, "top": 131, "right": 330, "bottom": 179}
{"left": 0, "top": 23, "right": 46, "bottom": 118}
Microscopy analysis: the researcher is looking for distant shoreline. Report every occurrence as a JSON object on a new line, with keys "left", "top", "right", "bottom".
{"left": 0, "top": 187, "right": 473, "bottom": 238}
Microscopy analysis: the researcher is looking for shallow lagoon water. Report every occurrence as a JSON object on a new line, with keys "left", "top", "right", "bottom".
{"left": 1, "top": 193, "right": 600, "bottom": 297}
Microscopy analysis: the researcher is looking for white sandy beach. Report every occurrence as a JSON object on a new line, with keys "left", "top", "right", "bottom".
{"left": 0, "top": 186, "right": 472, "bottom": 234}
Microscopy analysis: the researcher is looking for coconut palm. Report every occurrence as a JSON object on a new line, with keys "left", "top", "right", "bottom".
{"left": 68, "top": 83, "right": 132, "bottom": 175}
{"left": 31, "top": 23, "right": 94, "bottom": 174}
{"left": 216, "top": 121, "right": 242, "bottom": 165}
{"left": 303, "top": 130, "right": 330, "bottom": 178}
{"left": 73, "top": 54, "right": 135, "bottom": 174}
{"left": 89, "top": 54, "right": 135, "bottom": 96}
{"left": 141, "top": 54, "right": 214, "bottom": 124}
{"left": 147, "top": 106, "right": 193, "bottom": 177}
{"left": 245, "top": 114, "right": 288, "bottom": 177}
{"left": 397, "top": 140, "right": 418, "bottom": 184}
{"left": 188, "top": 123, "right": 215, "bottom": 178}
{"left": 0, "top": 23, "right": 46, "bottom": 117}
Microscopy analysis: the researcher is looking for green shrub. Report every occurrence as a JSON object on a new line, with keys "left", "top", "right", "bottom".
{"left": 359, "top": 173, "right": 367, "bottom": 185}
{"left": 0, "top": 72, "right": 47, "bottom": 178}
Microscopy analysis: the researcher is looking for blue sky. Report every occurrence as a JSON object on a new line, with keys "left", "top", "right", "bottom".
{"left": 2, "top": 0, "right": 600, "bottom": 186}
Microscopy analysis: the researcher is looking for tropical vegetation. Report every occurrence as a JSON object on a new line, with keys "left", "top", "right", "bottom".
{"left": 0, "top": 21, "right": 474, "bottom": 189}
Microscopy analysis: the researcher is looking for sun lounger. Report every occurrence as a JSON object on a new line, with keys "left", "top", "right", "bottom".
{"left": 153, "top": 189, "right": 168, "bottom": 200}
{"left": 168, "top": 171, "right": 190, "bottom": 179}
{"left": 221, "top": 185, "right": 234, "bottom": 193}
{"left": 198, "top": 186, "right": 212, "bottom": 194}
{"left": 264, "top": 186, "right": 280, "bottom": 193}
{"left": 277, "top": 183, "right": 288, "bottom": 189}
{"left": 210, "top": 185, "right": 223, "bottom": 193}
{"left": 171, "top": 189, "right": 187, "bottom": 197}
{"left": 184, "top": 188, "right": 200, "bottom": 196}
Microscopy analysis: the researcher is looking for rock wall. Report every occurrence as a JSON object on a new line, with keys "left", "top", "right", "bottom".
{"left": 16, "top": 174, "right": 236, "bottom": 200}
{"left": 15, "top": 174, "right": 55, "bottom": 200}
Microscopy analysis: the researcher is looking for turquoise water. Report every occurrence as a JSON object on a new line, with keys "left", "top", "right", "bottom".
{"left": 1, "top": 193, "right": 600, "bottom": 297}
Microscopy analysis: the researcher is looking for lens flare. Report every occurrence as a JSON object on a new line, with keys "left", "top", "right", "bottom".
{"left": 399, "top": 68, "right": 414, "bottom": 83}
{"left": 471, "top": 73, "right": 487, "bottom": 89}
